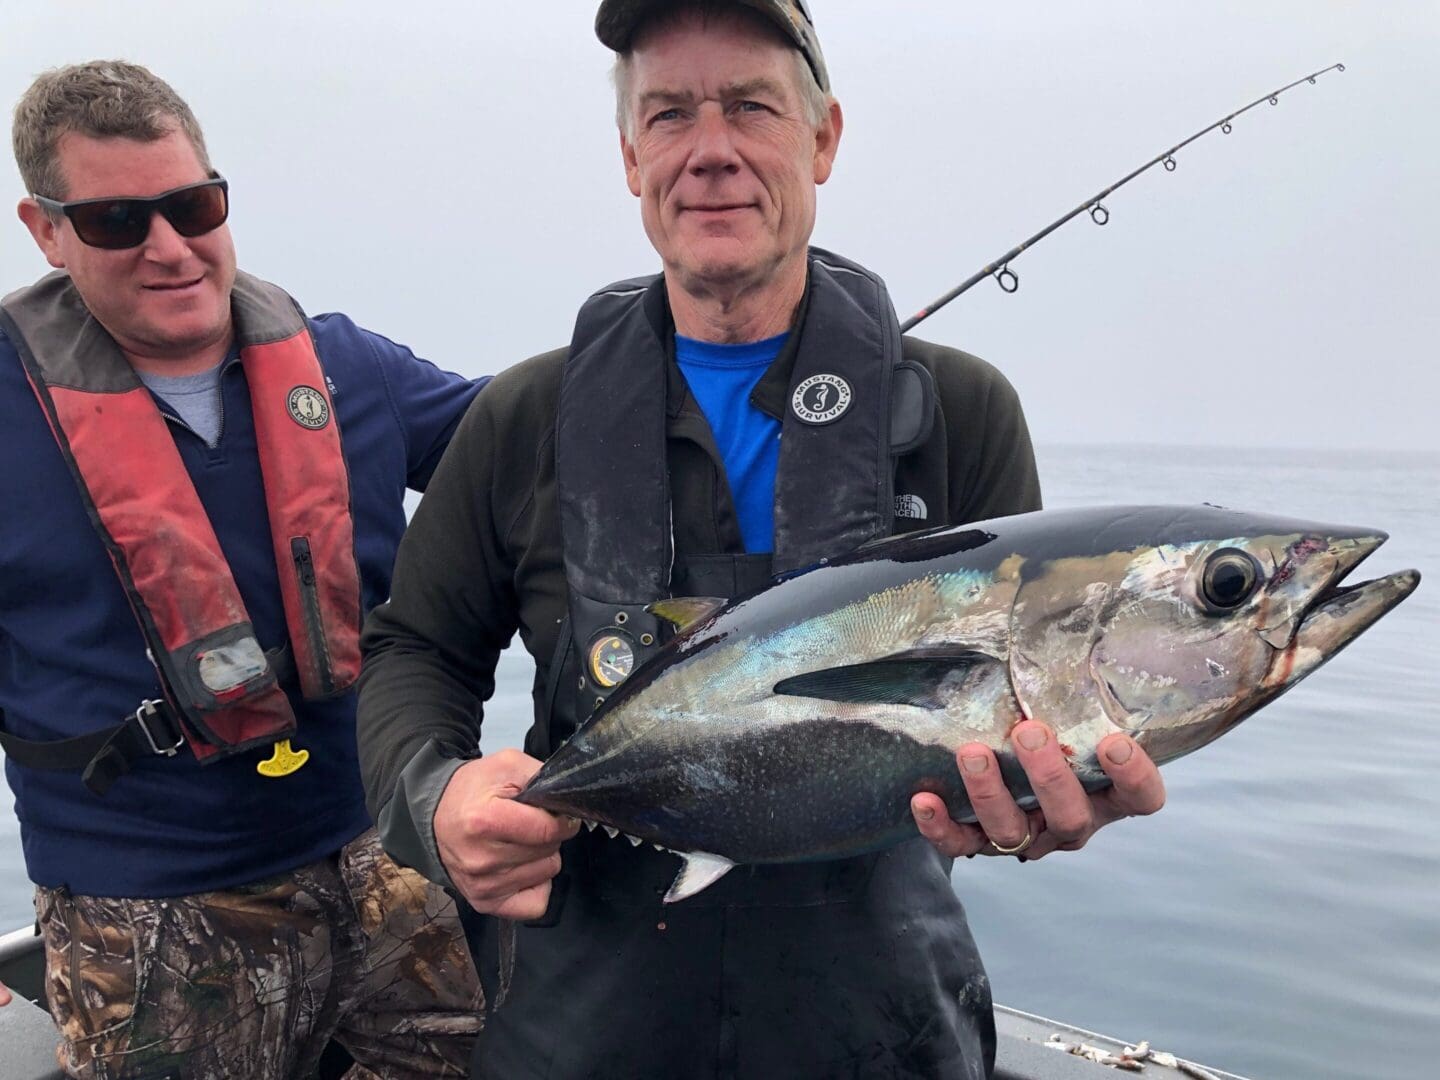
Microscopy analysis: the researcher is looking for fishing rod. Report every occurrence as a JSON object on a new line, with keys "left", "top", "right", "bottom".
{"left": 900, "top": 62, "right": 1346, "bottom": 333}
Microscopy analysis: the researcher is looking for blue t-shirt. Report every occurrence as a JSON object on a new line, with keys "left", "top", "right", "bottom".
{"left": 676, "top": 333, "right": 787, "bottom": 553}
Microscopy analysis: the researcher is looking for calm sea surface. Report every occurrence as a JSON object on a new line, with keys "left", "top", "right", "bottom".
{"left": 3, "top": 444, "right": 1436, "bottom": 1079}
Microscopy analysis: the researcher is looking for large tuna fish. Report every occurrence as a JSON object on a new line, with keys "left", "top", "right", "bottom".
{"left": 517, "top": 505, "right": 1419, "bottom": 902}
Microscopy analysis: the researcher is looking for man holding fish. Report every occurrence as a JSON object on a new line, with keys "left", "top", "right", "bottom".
{"left": 359, "top": 2, "right": 1167, "bottom": 1075}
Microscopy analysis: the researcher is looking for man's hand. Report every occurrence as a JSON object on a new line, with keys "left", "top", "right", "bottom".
{"left": 434, "top": 750, "right": 580, "bottom": 919}
{"left": 0, "top": 978, "right": 11, "bottom": 1006}
{"left": 910, "top": 720, "right": 1165, "bottom": 860}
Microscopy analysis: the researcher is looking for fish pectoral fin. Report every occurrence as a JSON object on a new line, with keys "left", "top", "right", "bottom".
{"left": 773, "top": 651, "right": 1000, "bottom": 709}
{"left": 664, "top": 852, "right": 736, "bottom": 903}
{"left": 648, "top": 596, "right": 728, "bottom": 631}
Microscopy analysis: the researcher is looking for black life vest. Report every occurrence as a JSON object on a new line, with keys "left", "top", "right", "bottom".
{"left": 553, "top": 247, "right": 935, "bottom": 741}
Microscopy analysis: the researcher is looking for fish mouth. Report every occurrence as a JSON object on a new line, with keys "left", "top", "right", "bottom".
{"left": 1270, "top": 532, "right": 1420, "bottom": 688}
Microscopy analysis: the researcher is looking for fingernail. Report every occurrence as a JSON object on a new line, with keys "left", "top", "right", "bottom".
{"left": 1017, "top": 725, "right": 1048, "bottom": 751}
{"left": 961, "top": 753, "right": 989, "bottom": 775}
{"left": 914, "top": 804, "right": 934, "bottom": 822}
{"left": 1105, "top": 738, "right": 1134, "bottom": 765}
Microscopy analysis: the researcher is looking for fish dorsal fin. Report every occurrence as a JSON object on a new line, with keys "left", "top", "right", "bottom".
{"left": 665, "top": 852, "right": 736, "bottom": 903}
{"left": 773, "top": 650, "right": 999, "bottom": 710}
{"left": 647, "top": 596, "right": 727, "bottom": 631}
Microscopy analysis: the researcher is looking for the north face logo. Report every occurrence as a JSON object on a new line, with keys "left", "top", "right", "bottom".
{"left": 895, "top": 494, "right": 928, "bottom": 520}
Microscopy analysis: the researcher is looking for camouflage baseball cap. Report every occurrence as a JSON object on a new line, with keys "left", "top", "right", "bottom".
{"left": 595, "top": 1, "right": 830, "bottom": 93}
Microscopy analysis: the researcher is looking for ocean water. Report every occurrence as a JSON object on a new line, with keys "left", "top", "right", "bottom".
{"left": 2, "top": 444, "right": 1436, "bottom": 1079}
{"left": 950, "top": 445, "right": 1440, "bottom": 1080}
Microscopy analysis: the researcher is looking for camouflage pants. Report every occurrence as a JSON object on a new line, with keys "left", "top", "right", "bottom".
{"left": 34, "top": 829, "right": 482, "bottom": 1080}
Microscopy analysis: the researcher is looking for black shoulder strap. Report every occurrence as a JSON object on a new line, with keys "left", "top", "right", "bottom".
{"left": 557, "top": 275, "right": 672, "bottom": 606}
{"left": 556, "top": 277, "right": 672, "bottom": 716}
{"left": 771, "top": 249, "right": 902, "bottom": 572}
{"left": 554, "top": 254, "right": 921, "bottom": 716}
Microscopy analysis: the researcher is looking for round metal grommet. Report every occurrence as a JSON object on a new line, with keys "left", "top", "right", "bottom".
{"left": 640, "top": 633, "right": 655, "bottom": 646}
{"left": 615, "top": 611, "right": 628, "bottom": 624}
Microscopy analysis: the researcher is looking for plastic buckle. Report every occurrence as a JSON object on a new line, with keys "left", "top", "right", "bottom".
{"left": 134, "top": 700, "right": 183, "bottom": 757}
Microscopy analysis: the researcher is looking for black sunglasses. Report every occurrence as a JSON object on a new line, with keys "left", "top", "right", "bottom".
{"left": 34, "top": 175, "right": 229, "bottom": 251}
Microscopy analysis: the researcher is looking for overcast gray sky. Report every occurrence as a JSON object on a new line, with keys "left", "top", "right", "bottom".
{"left": 3, "top": 1, "right": 1436, "bottom": 452}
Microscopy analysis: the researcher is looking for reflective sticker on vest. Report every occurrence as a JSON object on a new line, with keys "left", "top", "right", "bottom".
{"left": 287, "top": 385, "right": 331, "bottom": 429}
{"left": 791, "top": 374, "right": 852, "bottom": 425}
{"left": 196, "top": 638, "right": 268, "bottom": 694}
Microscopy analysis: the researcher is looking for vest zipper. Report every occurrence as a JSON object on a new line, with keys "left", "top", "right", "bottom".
{"left": 290, "top": 537, "right": 335, "bottom": 695}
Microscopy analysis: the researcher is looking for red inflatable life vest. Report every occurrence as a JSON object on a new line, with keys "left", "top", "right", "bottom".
{"left": 0, "top": 271, "right": 361, "bottom": 763}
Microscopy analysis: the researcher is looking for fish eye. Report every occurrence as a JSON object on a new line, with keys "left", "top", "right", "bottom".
{"left": 1201, "top": 548, "right": 1262, "bottom": 611}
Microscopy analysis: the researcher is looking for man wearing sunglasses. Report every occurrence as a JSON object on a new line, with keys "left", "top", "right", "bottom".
{"left": 358, "top": 2, "right": 1168, "bottom": 1077}
{"left": 0, "top": 61, "right": 486, "bottom": 1077}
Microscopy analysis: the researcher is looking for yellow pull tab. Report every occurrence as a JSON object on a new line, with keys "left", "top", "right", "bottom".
{"left": 257, "top": 739, "right": 310, "bottom": 778}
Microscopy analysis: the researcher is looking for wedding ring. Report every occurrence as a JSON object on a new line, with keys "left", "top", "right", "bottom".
{"left": 988, "top": 829, "right": 1033, "bottom": 856}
